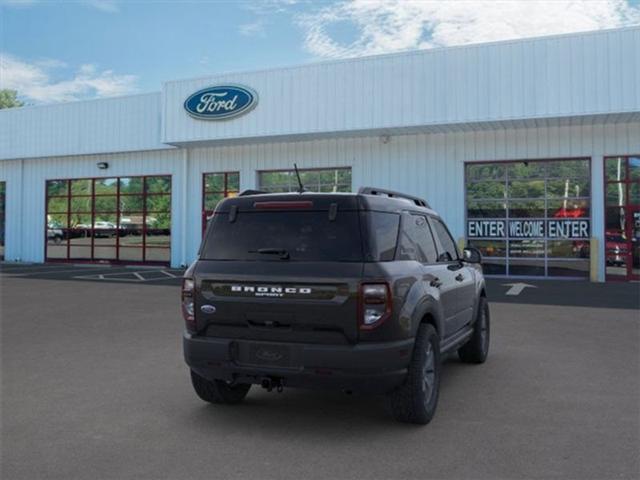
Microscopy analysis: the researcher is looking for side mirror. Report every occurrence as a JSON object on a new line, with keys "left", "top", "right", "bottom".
{"left": 462, "top": 246, "right": 482, "bottom": 264}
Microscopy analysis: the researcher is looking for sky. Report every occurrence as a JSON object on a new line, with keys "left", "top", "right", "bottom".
{"left": 1, "top": 0, "right": 639, "bottom": 105}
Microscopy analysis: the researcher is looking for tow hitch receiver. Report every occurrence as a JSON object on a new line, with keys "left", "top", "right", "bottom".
{"left": 261, "top": 377, "right": 284, "bottom": 393}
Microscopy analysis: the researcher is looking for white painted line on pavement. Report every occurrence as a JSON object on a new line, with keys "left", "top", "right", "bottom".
{"left": 502, "top": 283, "right": 537, "bottom": 296}
{"left": 1, "top": 266, "right": 117, "bottom": 277}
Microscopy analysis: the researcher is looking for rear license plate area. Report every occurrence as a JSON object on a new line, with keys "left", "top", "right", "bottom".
{"left": 238, "top": 343, "right": 292, "bottom": 368}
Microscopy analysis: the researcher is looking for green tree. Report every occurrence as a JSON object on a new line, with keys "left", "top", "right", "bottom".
{"left": 0, "top": 90, "right": 24, "bottom": 109}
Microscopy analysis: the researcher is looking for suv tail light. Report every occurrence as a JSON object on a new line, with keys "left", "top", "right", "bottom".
{"left": 359, "top": 283, "right": 392, "bottom": 330}
{"left": 182, "top": 278, "right": 196, "bottom": 331}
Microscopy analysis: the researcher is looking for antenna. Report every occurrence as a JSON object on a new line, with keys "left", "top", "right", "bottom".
{"left": 293, "top": 163, "right": 305, "bottom": 193}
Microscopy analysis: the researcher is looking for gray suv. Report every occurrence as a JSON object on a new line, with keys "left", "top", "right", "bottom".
{"left": 182, "top": 187, "right": 489, "bottom": 424}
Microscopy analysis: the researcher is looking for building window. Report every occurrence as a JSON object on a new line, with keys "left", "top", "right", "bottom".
{"left": 202, "top": 172, "right": 240, "bottom": 232}
{"left": 0, "top": 182, "right": 5, "bottom": 260}
{"left": 46, "top": 175, "right": 171, "bottom": 264}
{"left": 465, "top": 159, "right": 591, "bottom": 277}
{"left": 604, "top": 156, "right": 640, "bottom": 281}
{"left": 258, "top": 167, "right": 352, "bottom": 193}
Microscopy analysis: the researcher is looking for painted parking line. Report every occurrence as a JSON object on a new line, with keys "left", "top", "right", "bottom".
{"left": 73, "top": 269, "right": 181, "bottom": 282}
{"left": 0, "top": 264, "right": 66, "bottom": 273}
{"left": 0, "top": 266, "right": 120, "bottom": 277}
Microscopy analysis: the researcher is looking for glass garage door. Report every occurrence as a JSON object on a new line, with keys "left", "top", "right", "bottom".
{"left": 46, "top": 176, "right": 171, "bottom": 264}
{"left": 202, "top": 171, "right": 239, "bottom": 233}
{"left": 604, "top": 156, "right": 640, "bottom": 281}
{"left": 465, "top": 159, "right": 591, "bottom": 278}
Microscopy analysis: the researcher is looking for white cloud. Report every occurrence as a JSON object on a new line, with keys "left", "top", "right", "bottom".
{"left": 239, "top": 20, "right": 266, "bottom": 36}
{"left": 0, "top": 52, "right": 138, "bottom": 103}
{"left": 298, "top": 0, "right": 640, "bottom": 58}
{"left": 245, "top": 0, "right": 300, "bottom": 15}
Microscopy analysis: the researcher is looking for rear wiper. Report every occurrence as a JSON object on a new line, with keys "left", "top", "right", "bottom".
{"left": 249, "top": 248, "right": 290, "bottom": 260}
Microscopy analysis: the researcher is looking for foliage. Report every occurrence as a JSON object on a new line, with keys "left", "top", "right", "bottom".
{"left": 0, "top": 90, "right": 24, "bottom": 109}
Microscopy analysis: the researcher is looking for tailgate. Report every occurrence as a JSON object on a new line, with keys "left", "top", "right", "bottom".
{"left": 194, "top": 261, "right": 363, "bottom": 344}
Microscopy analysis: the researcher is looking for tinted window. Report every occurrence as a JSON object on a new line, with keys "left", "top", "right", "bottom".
{"left": 201, "top": 211, "right": 362, "bottom": 262}
{"left": 366, "top": 212, "right": 399, "bottom": 261}
{"left": 431, "top": 218, "right": 458, "bottom": 262}
{"left": 397, "top": 214, "right": 437, "bottom": 263}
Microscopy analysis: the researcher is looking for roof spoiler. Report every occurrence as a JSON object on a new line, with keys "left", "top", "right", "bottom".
{"left": 239, "top": 189, "right": 268, "bottom": 196}
{"left": 358, "top": 187, "right": 430, "bottom": 208}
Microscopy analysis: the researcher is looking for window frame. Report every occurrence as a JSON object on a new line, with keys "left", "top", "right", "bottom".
{"left": 464, "top": 157, "right": 592, "bottom": 278}
{"left": 603, "top": 155, "right": 640, "bottom": 281}
{"left": 44, "top": 174, "right": 171, "bottom": 265}
{"left": 257, "top": 166, "right": 352, "bottom": 193}
{"left": 201, "top": 171, "right": 240, "bottom": 234}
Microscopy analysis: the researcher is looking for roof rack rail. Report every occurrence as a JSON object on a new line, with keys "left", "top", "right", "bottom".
{"left": 358, "top": 187, "right": 430, "bottom": 208}
{"left": 239, "top": 189, "right": 268, "bottom": 196}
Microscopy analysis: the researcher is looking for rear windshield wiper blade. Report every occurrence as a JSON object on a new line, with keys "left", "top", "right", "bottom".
{"left": 249, "top": 248, "right": 290, "bottom": 260}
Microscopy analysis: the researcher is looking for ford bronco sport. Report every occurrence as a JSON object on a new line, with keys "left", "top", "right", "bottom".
{"left": 182, "top": 187, "right": 489, "bottom": 424}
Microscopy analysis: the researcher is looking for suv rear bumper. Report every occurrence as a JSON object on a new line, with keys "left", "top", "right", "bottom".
{"left": 183, "top": 333, "right": 413, "bottom": 394}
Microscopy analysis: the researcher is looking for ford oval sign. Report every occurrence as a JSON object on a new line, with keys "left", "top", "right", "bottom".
{"left": 184, "top": 85, "right": 258, "bottom": 120}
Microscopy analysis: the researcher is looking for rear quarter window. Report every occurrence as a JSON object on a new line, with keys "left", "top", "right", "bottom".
{"left": 364, "top": 211, "right": 400, "bottom": 261}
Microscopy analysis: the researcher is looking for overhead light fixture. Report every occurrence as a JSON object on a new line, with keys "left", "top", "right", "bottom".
{"left": 97, "top": 162, "right": 109, "bottom": 170}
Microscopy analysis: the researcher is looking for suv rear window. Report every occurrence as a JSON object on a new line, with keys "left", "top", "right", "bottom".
{"left": 201, "top": 211, "right": 363, "bottom": 262}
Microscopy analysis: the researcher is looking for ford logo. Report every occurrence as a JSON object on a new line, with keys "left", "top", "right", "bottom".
{"left": 255, "top": 349, "right": 284, "bottom": 362}
{"left": 200, "top": 305, "right": 217, "bottom": 314}
{"left": 184, "top": 85, "right": 258, "bottom": 120}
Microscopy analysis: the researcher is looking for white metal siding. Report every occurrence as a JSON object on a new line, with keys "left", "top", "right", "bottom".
{"left": 0, "top": 93, "right": 171, "bottom": 161}
{"left": 163, "top": 28, "right": 640, "bottom": 145}
{"left": 180, "top": 121, "right": 639, "bottom": 280}
{"left": 2, "top": 120, "right": 638, "bottom": 280}
{"left": 0, "top": 149, "right": 185, "bottom": 265}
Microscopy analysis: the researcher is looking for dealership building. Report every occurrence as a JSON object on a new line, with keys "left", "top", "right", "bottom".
{"left": 1, "top": 27, "right": 639, "bottom": 281}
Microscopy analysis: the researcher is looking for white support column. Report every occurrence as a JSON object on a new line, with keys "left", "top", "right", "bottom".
{"left": 180, "top": 148, "right": 189, "bottom": 268}
{"left": 239, "top": 165, "right": 256, "bottom": 192}
{"left": 5, "top": 159, "right": 25, "bottom": 262}
{"left": 591, "top": 155, "right": 605, "bottom": 282}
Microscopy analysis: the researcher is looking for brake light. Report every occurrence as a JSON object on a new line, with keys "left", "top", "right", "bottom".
{"left": 182, "top": 278, "right": 196, "bottom": 331}
{"left": 253, "top": 201, "right": 313, "bottom": 209}
{"left": 359, "top": 283, "right": 392, "bottom": 330}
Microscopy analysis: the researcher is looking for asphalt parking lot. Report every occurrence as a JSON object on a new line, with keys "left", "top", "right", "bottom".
{"left": 1, "top": 264, "right": 639, "bottom": 479}
{"left": 0, "top": 262, "right": 184, "bottom": 286}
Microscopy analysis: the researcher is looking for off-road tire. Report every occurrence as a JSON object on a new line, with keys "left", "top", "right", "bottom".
{"left": 387, "top": 324, "right": 441, "bottom": 425}
{"left": 190, "top": 370, "right": 251, "bottom": 405}
{"left": 458, "top": 296, "right": 490, "bottom": 364}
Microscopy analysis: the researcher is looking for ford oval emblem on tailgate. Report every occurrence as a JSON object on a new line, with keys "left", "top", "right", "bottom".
{"left": 200, "top": 305, "right": 217, "bottom": 314}
{"left": 255, "top": 349, "right": 284, "bottom": 362}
